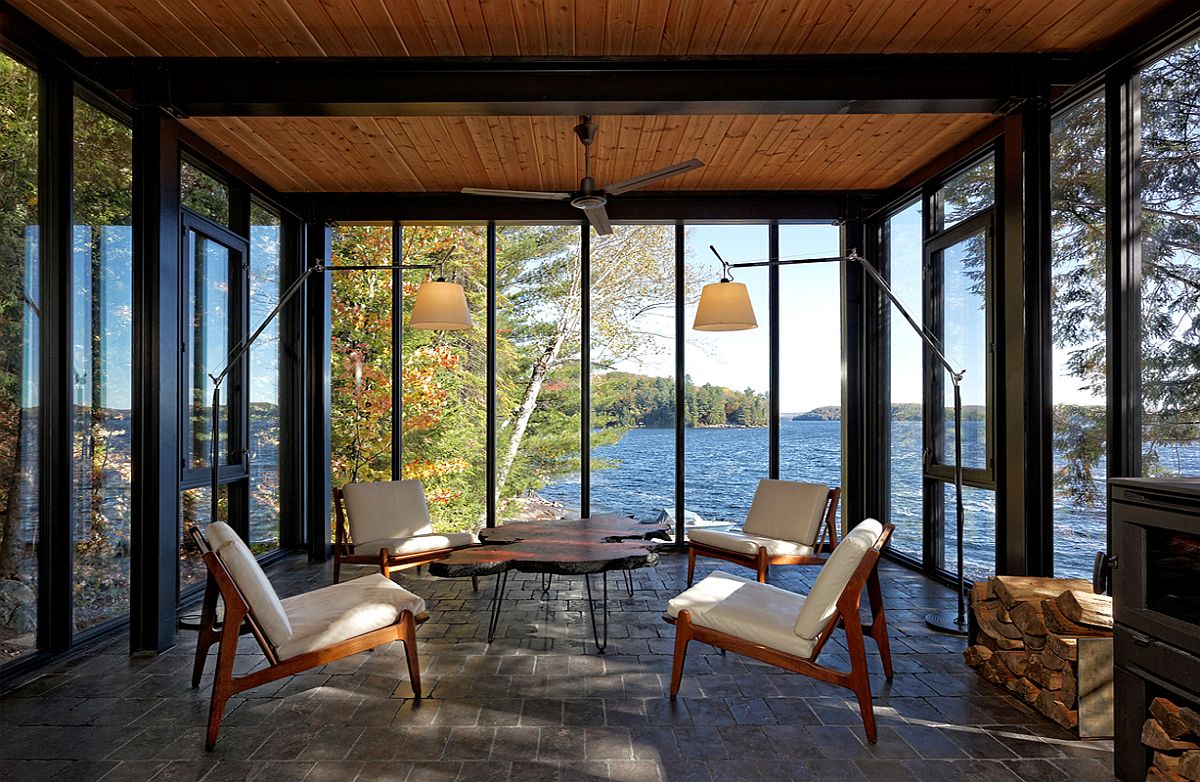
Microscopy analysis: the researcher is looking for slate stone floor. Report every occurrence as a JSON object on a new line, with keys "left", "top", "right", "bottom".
{"left": 0, "top": 550, "right": 1115, "bottom": 782}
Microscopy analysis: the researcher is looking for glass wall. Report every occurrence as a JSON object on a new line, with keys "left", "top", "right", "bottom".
{"left": 71, "top": 98, "right": 134, "bottom": 630}
{"left": 400, "top": 225, "right": 488, "bottom": 533}
{"left": 684, "top": 225, "right": 769, "bottom": 531}
{"left": 181, "top": 160, "right": 230, "bottom": 227}
{"left": 778, "top": 225, "right": 842, "bottom": 502}
{"left": 248, "top": 202, "right": 281, "bottom": 553}
{"left": 589, "top": 224, "right": 677, "bottom": 521}
{"left": 937, "top": 224, "right": 990, "bottom": 471}
{"left": 0, "top": 52, "right": 40, "bottom": 662}
{"left": 330, "top": 225, "right": 394, "bottom": 494}
{"left": 495, "top": 225, "right": 583, "bottom": 522}
{"left": 885, "top": 201, "right": 925, "bottom": 562}
{"left": 1139, "top": 36, "right": 1200, "bottom": 478}
{"left": 1050, "top": 95, "right": 1108, "bottom": 578}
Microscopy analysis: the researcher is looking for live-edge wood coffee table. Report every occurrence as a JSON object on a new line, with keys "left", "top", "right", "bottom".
{"left": 428, "top": 514, "right": 670, "bottom": 653}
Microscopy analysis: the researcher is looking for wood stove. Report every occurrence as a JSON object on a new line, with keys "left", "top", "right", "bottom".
{"left": 1111, "top": 477, "right": 1200, "bottom": 781}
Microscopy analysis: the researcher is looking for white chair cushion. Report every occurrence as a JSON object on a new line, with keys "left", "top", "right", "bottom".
{"left": 667, "top": 570, "right": 815, "bottom": 659}
{"left": 205, "top": 522, "right": 293, "bottom": 645}
{"left": 742, "top": 479, "right": 831, "bottom": 546}
{"left": 356, "top": 531, "right": 477, "bottom": 556}
{"left": 793, "top": 519, "right": 883, "bottom": 640}
{"left": 688, "top": 528, "right": 815, "bottom": 558}
{"left": 275, "top": 573, "right": 426, "bottom": 661}
{"left": 342, "top": 480, "right": 434, "bottom": 544}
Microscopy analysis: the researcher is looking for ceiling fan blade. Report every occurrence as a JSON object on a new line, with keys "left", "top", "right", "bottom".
{"left": 602, "top": 159, "right": 704, "bottom": 195}
{"left": 460, "top": 187, "right": 572, "bottom": 200}
{"left": 585, "top": 204, "right": 613, "bottom": 236}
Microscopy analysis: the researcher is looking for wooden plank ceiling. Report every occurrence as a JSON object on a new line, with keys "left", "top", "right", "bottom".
{"left": 182, "top": 114, "right": 996, "bottom": 193}
{"left": 11, "top": 0, "right": 1172, "bottom": 57}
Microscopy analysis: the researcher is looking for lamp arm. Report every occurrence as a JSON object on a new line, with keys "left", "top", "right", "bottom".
{"left": 844, "top": 251, "right": 965, "bottom": 383}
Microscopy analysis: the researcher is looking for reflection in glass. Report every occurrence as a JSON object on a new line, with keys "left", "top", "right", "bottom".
{"left": 180, "top": 485, "right": 227, "bottom": 593}
{"left": 495, "top": 225, "right": 582, "bottom": 522}
{"left": 0, "top": 53, "right": 40, "bottom": 661}
{"left": 71, "top": 99, "right": 134, "bottom": 630}
{"left": 181, "top": 160, "right": 230, "bottom": 227}
{"left": 186, "top": 232, "right": 234, "bottom": 469}
{"left": 588, "top": 225, "right": 678, "bottom": 521}
{"left": 684, "top": 225, "right": 769, "bottom": 534}
{"left": 1050, "top": 95, "right": 1109, "bottom": 578}
{"left": 939, "top": 229, "right": 988, "bottom": 471}
{"left": 330, "top": 226, "right": 394, "bottom": 503}
{"left": 249, "top": 202, "right": 281, "bottom": 553}
{"left": 943, "top": 483, "right": 995, "bottom": 582}
{"left": 886, "top": 202, "right": 925, "bottom": 562}
{"left": 1139, "top": 37, "right": 1200, "bottom": 478}
{"left": 400, "top": 225, "right": 488, "bottom": 532}
{"left": 941, "top": 156, "right": 995, "bottom": 229}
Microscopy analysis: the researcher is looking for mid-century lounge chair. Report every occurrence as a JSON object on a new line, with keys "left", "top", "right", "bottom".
{"left": 686, "top": 479, "right": 840, "bottom": 585}
{"left": 190, "top": 522, "right": 427, "bottom": 750}
{"left": 334, "top": 479, "right": 478, "bottom": 588}
{"left": 666, "top": 519, "right": 893, "bottom": 743}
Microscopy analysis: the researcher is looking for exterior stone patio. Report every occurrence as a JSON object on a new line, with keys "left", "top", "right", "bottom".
{"left": 0, "top": 550, "right": 1115, "bottom": 782}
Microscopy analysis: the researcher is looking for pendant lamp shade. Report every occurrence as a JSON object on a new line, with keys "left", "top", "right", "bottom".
{"left": 693, "top": 280, "right": 758, "bottom": 331}
{"left": 409, "top": 279, "right": 473, "bottom": 330}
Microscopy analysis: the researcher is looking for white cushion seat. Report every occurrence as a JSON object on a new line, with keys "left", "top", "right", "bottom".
{"left": 688, "top": 528, "right": 815, "bottom": 558}
{"left": 667, "top": 570, "right": 816, "bottom": 658}
{"left": 355, "top": 531, "right": 477, "bottom": 556}
{"left": 275, "top": 573, "right": 426, "bottom": 660}
{"left": 205, "top": 522, "right": 294, "bottom": 645}
{"left": 742, "top": 479, "right": 832, "bottom": 546}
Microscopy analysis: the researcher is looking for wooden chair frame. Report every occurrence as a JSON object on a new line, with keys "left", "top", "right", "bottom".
{"left": 687, "top": 486, "right": 841, "bottom": 585}
{"left": 667, "top": 523, "right": 894, "bottom": 743}
{"left": 333, "top": 486, "right": 478, "bottom": 590}
{"left": 189, "top": 526, "right": 428, "bottom": 750}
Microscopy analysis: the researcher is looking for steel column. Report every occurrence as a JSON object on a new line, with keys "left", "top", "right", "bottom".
{"left": 768, "top": 222, "right": 780, "bottom": 480}
{"left": 486, "top": 222, "right": 497, "bottom": 528}
{"left": 674, "top": 223, "right": 686, "bottom": 547}
{"left": 304, "top": 222, "right": 332, "bottom": 561}
{"left": 581, "top": 224, "right": 591, "bottom": 516}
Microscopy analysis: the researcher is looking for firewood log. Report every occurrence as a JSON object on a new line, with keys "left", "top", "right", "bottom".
{"left": 964, "top": 645, "right": 993, "bottom": 667}
{"left": 993, "top": 575, "right": 1091, "bottom": 611}
{"left": 1006, "top": 676, "right": 1041, "bottom": 704}
{"left": 995, "top": 650, "right": 1029, "bottom": 678}
{"left": 1010, "top": 600, "right": 1049, "bottom": 637}
{"left": 1042, "top": 648, "right": 1066, "bottom": 671}
{"left": 1147, "top": 767, "right": 1188, "bottom": 782}
{"left": 1181, "top": 708, "right": 1200, "bottom": 739}
{"left": 975, "top": 601, "right": 1023, "bottom": 640}
{"left": 1042, "top": 599, "right": 1111, "bottom": 637}
{"left": 1153, "top": 698, "right": 1197, "bottom": 740}
{"left": 1179, "top": 750, "right": 1200, "bottom": 781}
{"left": 1055, "top": 590, "right": 1114, "bottom": 630}
{"left": 1026, "top": 655, "right": 1065, "bottom": 691}
{"left": 1144, "top": 719, "right": 1200, "bottom": 752}
{"left": 1062, "top": 661, "right": 1077, "bottom": 706}
{"left": 1156, "top": 752, "right": 1183, "bottom": 773}
{"left": 1034, "top": 689, "right": 1079, "bottom": 730}
{"left": 1046, "top": 634, "right": 1078, "bottom": 662}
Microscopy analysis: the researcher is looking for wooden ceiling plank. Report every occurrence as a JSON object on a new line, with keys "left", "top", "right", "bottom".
{"left": 865, "top": 114, "right": 994, "bottom": 188}
{"left": 155, "top": 0, "right": 246, "bottom": 56}
{"left": 631, "top": 0, "right": 671, "bottom": 55}
{"left": 681, "top": 0, "right": 733, "bottom": 54}
{"left": 291, "top": 118, "right": 376, "bottom": 190}
{"left": 739, "top": 0, "right": 804, "bottom": 55}
{"left": 605, "top": 0, "right": 639, "bottom": 56}
{"left": 3, "top": 0, "right": 124, "bottom": 55}
{"left": 508, "top": 0, "right": 549, "bottom": 56}
{"left": 250, "top": 0, "right": 329, "bottom": 55}
{"left": 713, "top": 0, "right": 773, "bottom": 55}
{"left": 888, "top": 0, "right": 971, "bottom": 53}
{"left": 50, "top": 0, "right": 164, "bottom": 55}
{"left": 830, "top": 0, "right": 904, "bottom": 54}
{"left": 575, "top": 0, "right": 607, "bottom": 56}
{"left": 1042, "top": 0, "right": 1171, "bottom": 52}
{"left": 193, "top": 118, "right": 317, "bottom": 191}
{"left": 475, "top": 0, "right": 521, "bottom": 55}
{"left": 772, "top": 0, "right": 841, "bottom": 54}
{"left": 836, "top": 114, "right": 927, "bottom": 188}
{"left": 361, "top": 117, "right": 434, "bottom": 190}
{"left": 694, "top": 114, "right": 757, "bottom": 188}
{"left": 189, "top": 0, "right": 288, "bottom": 56}
{"left": 793, "top": 0, "right": 862, "bottom": 54}
{"left": 543, "top": 0, "right": 577, "bottom": 56}
{"left": 301, "top": 118, "right": 381, "bottom": 189}
{"left": 336, "top": 116, "right": 414, "bottom": 187}
{"left": 658, "top": 0, "right": 703, "bottom": 56}
{"left": 459, "top": 116, "right": 514, "bottom": 190}
{"left": 246, "top": 118, "right": 341, "bottom": 190}
{"left": 401, "top": 117, "right": 461, "bottom": 190}
{"left": 443, "top": 0, "right": 494, "bottom": 55}
{"left": 376, "top": 120, "right": 442, "bottom": 191}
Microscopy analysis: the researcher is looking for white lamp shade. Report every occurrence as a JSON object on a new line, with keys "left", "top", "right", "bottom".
{"left": 693, "top": 280, "right": 758, "bottom": 331}
{"left": 409, "top": 280, "right": 473, "bottom": 330}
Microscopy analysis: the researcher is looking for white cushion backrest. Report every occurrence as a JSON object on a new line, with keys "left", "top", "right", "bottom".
{"left": 792, "top": 519, "right": 883, "bottom": 640}
{"left": 205, "top": 522, "right": 293, "bottom": 645}
{"left": 742, "top": 479, "right": 830, "bottom": 544}
{"left": 342, "top": 480, "right": 434, "bottom": 544}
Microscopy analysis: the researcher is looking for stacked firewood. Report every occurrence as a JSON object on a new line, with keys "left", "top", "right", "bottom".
{"left": 1143, "top": 697, "right": 1200, "bottom": 781}
{"left": 963, "top": 575, "right": 1113, "bottom": 732}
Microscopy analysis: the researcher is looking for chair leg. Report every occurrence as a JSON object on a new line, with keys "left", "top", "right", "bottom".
{"left": 670, "top": 612, "right": 693, "bottom": 698}
{"left": 205, "top": 606, "right": 245, "bottom": 750}
{"left": 398, "top": 610, "right": 422, "bottom": 700}
{"left": 756, "top": 548, "right": 769, "bottom": 583}
{"left": 471, "top": 576, "right": 479, "bottom": 592}
{"left": 333, "top": 547, "right": 342, "bottom": 584}
{"left": 192, "top": 574, "right": 220, "bottom": 688}
{"left": 866, "top": 569, "right": 894, "bottom": 681}
{"left": 379, "top": 548, "right": 391, "bottom": 580}
{"left": 851, "top": 676, "right": 878, "bottom": 744}
{"left": 686, "top": 548, "right": 697, "bottom": 587}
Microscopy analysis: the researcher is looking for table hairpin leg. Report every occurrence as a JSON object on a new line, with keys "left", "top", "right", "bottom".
{"left": 584, "top": 570, "right": 609, "bottom": 654}
{"left": 622, "top": 568, "right": 634, "bottom": 597}
{"left": 486, "top": 570, "right": 509, "bottom": 644}
{"left": 540, "top": 572, "right": 554, "bottom": 595}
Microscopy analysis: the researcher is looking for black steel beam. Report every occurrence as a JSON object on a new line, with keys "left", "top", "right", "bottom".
{"left": 310, "top": 191, "right": 848, "bottom": 225}
{"left": 90, "top": 54, "right": 1085, "bottom": 117}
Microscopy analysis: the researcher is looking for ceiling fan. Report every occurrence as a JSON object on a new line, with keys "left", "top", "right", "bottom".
{"left": 460, "top": 116, "right": 703, "bottom": 235}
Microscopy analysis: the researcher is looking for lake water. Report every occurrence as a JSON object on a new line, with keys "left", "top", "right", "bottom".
{"left": 540, "top": 418, "right": 1200, "bottom": 581}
